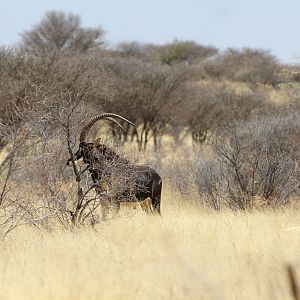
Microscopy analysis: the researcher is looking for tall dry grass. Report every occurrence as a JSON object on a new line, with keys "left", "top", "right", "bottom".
{"left": 0, "top": 187, "right": 299, "bottom": 300}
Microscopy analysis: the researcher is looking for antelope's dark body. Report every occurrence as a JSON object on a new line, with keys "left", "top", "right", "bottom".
{"left": 131, "top": 165, "right": 162, "bottom": 214}
{"left": 67, "top": 113, "right": 162, "bottom": 215}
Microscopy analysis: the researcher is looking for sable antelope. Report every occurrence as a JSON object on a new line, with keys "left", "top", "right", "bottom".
{"left": 67, "top": 113, "right": 162, "bottom": 215}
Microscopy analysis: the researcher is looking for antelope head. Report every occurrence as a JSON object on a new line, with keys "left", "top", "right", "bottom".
{"left": 67, "top": 113, "right": 135, "bottom": 166}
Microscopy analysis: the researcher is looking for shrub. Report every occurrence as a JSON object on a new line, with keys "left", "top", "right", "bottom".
{"left": 195, "top": 114, "right": 300, "bottom": 209}
{"left": 159, "top": 40, "right": 218, "bottom": 66}
{"left": 204, "top": 48, "right": 280, "bottom": 85}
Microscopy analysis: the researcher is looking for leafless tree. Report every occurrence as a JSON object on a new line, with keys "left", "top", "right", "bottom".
{"left": 103, "top": 57, "right": 191, "bottom": 150}
{"left": 176, "top": 82, "right": 270, "bottom": 145}
{"left": 20, "top": 11, "right": 105, "bottom": 54}
{"left": 204, "top": 48, "right": 280, "bottom": 85}
{"left": 195, "top": 114, "right": 299, "bottom": 209}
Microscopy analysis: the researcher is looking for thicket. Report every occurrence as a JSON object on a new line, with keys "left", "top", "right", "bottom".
{"left": 200, "top": 114, "right": 299, "bottom": 209}
{"left": 0, "top": 11, "right": 299, "bottom": 232}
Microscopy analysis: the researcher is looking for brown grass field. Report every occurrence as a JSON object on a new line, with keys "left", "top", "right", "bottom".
{"left": 0, "top": 185, "right": 299, "bottom": 300}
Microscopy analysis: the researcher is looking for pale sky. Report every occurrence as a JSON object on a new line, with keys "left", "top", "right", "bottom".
{"left": 1, "top": 0, "right": 300, "bottom": 63}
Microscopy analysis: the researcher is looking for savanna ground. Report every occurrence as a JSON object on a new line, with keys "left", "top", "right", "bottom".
{"left": 0, "top": 185, "right": 300, "bottom": 300}
{"left": 0, "top": 10, "right": 300, "bottom": 300}
{"left": 0, "top": 118, "right": 299, "bottom": 300}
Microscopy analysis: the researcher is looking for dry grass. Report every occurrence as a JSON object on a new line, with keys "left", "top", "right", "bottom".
{"left": 0, "top": 187, "right": 300, "bottom": 300}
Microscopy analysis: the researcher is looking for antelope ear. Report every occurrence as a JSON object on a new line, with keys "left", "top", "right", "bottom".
{"left": 93, "top": 138, "right": 101, "bottom": 148}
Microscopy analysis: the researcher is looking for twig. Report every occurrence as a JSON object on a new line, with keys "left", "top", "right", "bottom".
{"left": 287, "top": 265, "right": 300, "bottom": 300}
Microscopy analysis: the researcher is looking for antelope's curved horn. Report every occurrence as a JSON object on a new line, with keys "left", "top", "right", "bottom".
{"left": 104, "top": 117, "right": 127, "bottom": 133}
{"left": 79, "top": 113, "right": 135, "bottom": 143}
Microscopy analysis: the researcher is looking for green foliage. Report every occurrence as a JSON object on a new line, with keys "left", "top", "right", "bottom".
{"left": 159, "top": 39, "right": 217, "bottom": 65}
{"left": 160, "top": 40, "right": 192, "bottom": 65}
